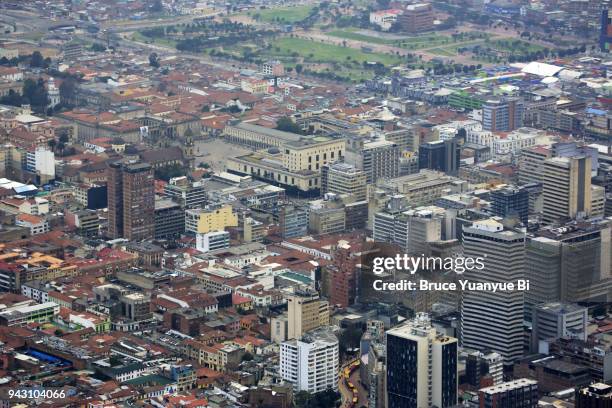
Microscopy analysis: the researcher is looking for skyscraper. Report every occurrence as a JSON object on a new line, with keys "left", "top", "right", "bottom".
{"left": 361, "top": 140, "right": 400, "bottom": 184}
{"left": 386, "top": 313, "right": 458, "bottom": 408}
{"left": 461, "top": 219, "right": 526, "bottom": 365}
{"left": 542, "top": 156, "right": 592, "bottom": 224}
{"left": 490, "top": 186, "right": 529, "bottom": 226}
{"left": 482, "top": 97, "right": 524, "bottom": 132}
{"left": 525, "top": 220, "right": 611, "bottom": 306}
{"left": 107, "top": 161, "right": 155, "bottom": 241}
{"left": 418, "top": 139, "right": 460, "bottom": 175}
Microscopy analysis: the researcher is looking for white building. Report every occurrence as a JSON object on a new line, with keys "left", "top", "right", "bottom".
{"left": 280, "top": 329, "right": 339, "bottom": 393}
{"left": 492, "top": 128, "right": 542, "bottom": 158}
{"left": 369, "top": 9, "right": 403, "bottom": 31}
{"left": 435, "top": 120, "right": 482, "bottom": 141}
{"left": 196, "top": 230, "right": 230, "bottom": 253}
{"left": 461, "top": 219, "right": 526, "bottom": 364}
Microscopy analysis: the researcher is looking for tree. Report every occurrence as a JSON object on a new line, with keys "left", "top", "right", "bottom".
{"left": 90, "top": 43, "right": 106, "bottom": 52}
{"left": 155, "top": 164, "right": 186, "bottom": 181}
{"left": 295, "top": 64, "right": 303, "bottom": 74}
{"left": 276, "top": 116, "right": 303, "bottom": 134}
{"left": 151, "top": 0, "right": 163, "bottom": 12}
{"left": 59, "top": 77, "right": 77, "bottom": 106}
{"left": 30, "top": 51, "right": 45, "bottom": 68}
{"left": 149, "top": 52, "right": 160, "bottom": 68}
{"left": 241, "top": 352, "right": 254, "bottom": 362}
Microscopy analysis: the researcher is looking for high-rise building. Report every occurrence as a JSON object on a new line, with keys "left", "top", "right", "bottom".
{"left": 525, "top": 221, "right": 611, "bottom": 306}
{"left": 482, "top": 97, "right": 524, "bottom": 132}
{"left": 280, "top": 329, "right": 339, "bottom": 393}
{"left": 490, "top": 186, "right": 529, "bottom": 226}
{"left": 321, "top": 162, "right": 367, "bottom": 201}
{"left": 373, "top": 207, "right": 443, "bottom": 255}
{"left": 601, "top": 9, "right": 612, "bottom": 52}
{"left": 531, "top": 302, "right": 587, "bottom": 353}
{"left": 542, "top": 156, "right": 592, "bottom": 224}
{"left": 287, "top": 291, "right": 330, "bottom": 340}
{"left": 361, "top": 140, "right": 400, "bottom": 184}
{"left": 386, "top": 313, "right": 458, "bottom": 408}
{"left": 461, "top": 219, "right": 526, "bottom": 365}
{"left": 418, "top": 139, "right": 460, "bottom": 175}
{"left": 478, "top": 379, "right": 538, "bottom": 408}
{"left": 107, "top": 161, "right": 155, "bottom": 241}
{"left": 576, "top": 383, "right": 612, "bottom": 407}
{"left": 518, "top": 146, "right": 552, "bottom": 185}
{"left": 154, "top": 198, "right": 185, "bottom": 239}
{"left": 397, "top": 3, "right": 434, "bottom": 33}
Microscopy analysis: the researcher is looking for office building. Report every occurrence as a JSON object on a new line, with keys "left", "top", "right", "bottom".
{"left": 531, "top": 302, "right": 587, "bottom": 353}
{"left": 490, "top": 186, "right": 529, "bottom": 225}
{"left": 185, "top": 204, "right": 237, "bottom": 235}
{"left": 375, "top": 170, "right": 459, "bottom": 206}
{"left": 321, "top": 162, "right": 367, "bottom": 201}
{"left": 397, "top": 3, "right": 434, "bottom": 33}
{"left": 525, "top": 221, "right": 611, "bottom": 306}
{"left": 154, "top": 198, "right": 185, "bottom": 239}
{"left": 308, "top": 206, "right": 345, "bottom": 235}
{"left": 107, "top": 161, "right": 155, "bottom": 241}
{"left": 542, "top": 156, "right": 592, "bottom": 224}
{"left": 519, "top": 146, "right": 552, "bottom": 185}
{"left": 386, "top": 313, "right": 458, "bottom": 408}
{"left": 361, "top": 140, "right": 400, "bottom": 184}
{"left": 287, "top": 291, "right": 330, "bottom": 340}
{"left": 196, "top": 230, "right": 230, "bottom": 253}
{"left": 478, "top": 379, "right": 538, "bottom": 408}
{"left": 461, "top": 219, "right": 526, "bottom": 365}
{"left": 482, "top": 97, "right": 524, "bottom": 132}
{"left": 373, "top": 207, "right": 443, "bottom": 255}
{"left": 280, "top": 329, "right": 339, "bottom": 393}
{"left": 418, "top": 139, "right": 460, "bottom": 175}
{"left": 576, "top": 383, "right": 612, "bottom": 407}
{"left": 464, "top": 351, "right": 504, "bottom": 387}
{"left": 279, "top": 204, "right": 308, "bottom": 239}
{"left": 163, "top": 176, "right": 207, "bottom": 208}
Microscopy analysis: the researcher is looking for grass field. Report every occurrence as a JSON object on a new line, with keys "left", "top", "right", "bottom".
{"left": 327, "top": 30, "right": 396, "bottom": 45}
{"left": 263, "top": 37, "right": 404, "bottom": 66}
{"left": 132, "top": 31, "right": 177, "bottom": 48}
{"left": 327, "top": 29, "right": 491, "bottom": 51}
{"left": 255, "top": 5, "right": 314, "bottom": 23}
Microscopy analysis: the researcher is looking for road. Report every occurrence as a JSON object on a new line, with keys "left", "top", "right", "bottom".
{"left": 338, "top": 360, "right": 368, "bottom": 408}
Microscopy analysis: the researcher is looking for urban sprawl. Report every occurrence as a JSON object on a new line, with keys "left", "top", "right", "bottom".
{"left": 0, "top": 0, "right": 610, "bottom": 407}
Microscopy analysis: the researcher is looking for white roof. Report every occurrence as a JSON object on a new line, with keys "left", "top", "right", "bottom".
{"left": 521, "top": 61, "right": 563, "bottom": 77}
